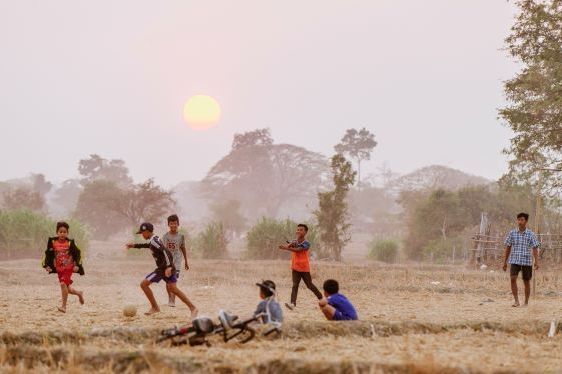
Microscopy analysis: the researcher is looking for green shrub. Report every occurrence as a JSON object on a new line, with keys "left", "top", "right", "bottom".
{"left": 0, "top": 209, "right": 89, "bottom": 259}
{"left": 246, "top": 217, "right": 319, "bottom": 260}
{"left": 193, "top": 222, "right": 227, "bottom": 259}
{"left": 368, "top": 239, "right": 399, "bottom": 263}
{"left": 421, "top": 237, "right": 463, "bottom": 263}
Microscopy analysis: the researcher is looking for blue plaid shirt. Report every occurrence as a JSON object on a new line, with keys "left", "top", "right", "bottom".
{"left": 504, "top": 229, "right": 540, "bottom": 266}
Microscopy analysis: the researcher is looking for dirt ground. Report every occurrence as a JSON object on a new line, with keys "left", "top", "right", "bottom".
{"left": 0, "top": 240, "right": 561, "bottom": 373}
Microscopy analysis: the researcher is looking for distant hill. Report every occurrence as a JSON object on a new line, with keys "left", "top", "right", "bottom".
{"left": 388, "top": 165, "right": 490, "bottom": 193}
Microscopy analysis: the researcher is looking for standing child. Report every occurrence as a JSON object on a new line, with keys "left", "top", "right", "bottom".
{"left": 318, "top": 279, "right": 358, "bottom": 321}
{"left": 279, "top": 223, "right": 322, "bottom": 310}
{"left": 126, "top": 222, "right": 198, "bottom": 318}
{"left": 161, "top": 214, "right": 190, "bottom": 307}
{"left": 42, "top": 221, "right": 85, "bottom": 313}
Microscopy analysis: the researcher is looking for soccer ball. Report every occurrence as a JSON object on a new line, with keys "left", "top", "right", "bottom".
{"left": 123, "top": 305, "right": 137, "bottom": 317}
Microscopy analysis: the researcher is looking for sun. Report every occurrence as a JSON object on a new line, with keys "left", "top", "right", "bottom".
{"left": 183, "top": 95, "right": 221, "bottom": 130}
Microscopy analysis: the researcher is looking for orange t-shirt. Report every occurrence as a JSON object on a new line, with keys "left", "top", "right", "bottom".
{"left": 290, "top": 239, "right": 311, "bottom": 273}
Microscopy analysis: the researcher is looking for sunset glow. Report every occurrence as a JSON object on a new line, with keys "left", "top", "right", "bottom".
{"left": 183, "top": 95, "right": 221, "bottom": 130}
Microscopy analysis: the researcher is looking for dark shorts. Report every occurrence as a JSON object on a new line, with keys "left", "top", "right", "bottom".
{"left": 333, "top": 310, "right": 355, "bottom": 321}
{"left": 145, "top": 271, "right": 177, "bottom": 284}
{"left": 510, "top": 264, "right": 532, "bottom": 281}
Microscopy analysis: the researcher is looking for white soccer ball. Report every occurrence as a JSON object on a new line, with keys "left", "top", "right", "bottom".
{"left": 123, "top": 305, "right": 137, "bottom": 317}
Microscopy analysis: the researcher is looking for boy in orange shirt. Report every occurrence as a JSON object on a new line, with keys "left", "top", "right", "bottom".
{"left": 279, "top": 224, "right": 322, "bottom": 310}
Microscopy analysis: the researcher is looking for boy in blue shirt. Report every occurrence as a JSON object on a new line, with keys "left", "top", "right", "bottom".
{"left": 318, "top": 279, "right": 358, "bottom": 321}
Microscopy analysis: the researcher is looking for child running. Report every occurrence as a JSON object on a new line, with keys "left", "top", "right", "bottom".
{"left": 126, "top": 222, "right": 198, "bottom": 317}
{"left": 279, "top": 223, "right": 322, "bottom": 310}
{"left": 42, "top": 221, "right": 85, "bottom": 313}
{"left": 318, "top": 279, "right": 358, "bottom": 321}
{"left": 161, "top": 214, "right": 190, "bottom": 307}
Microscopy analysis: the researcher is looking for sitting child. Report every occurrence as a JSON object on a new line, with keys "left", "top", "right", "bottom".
{"left": 254, "top": 280, "right": 283, "bottom": 328}
{"left": 318, "top": 279, "right": 358, "bottom": 321}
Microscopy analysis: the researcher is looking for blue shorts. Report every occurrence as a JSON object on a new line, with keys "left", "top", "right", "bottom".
{"left": 145, "top": 271, "right": 177, "bottom": 284}
{"left": 333, "top": 310, "right": 354, "bottom": 321}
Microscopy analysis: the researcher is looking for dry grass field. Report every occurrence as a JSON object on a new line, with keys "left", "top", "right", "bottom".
{"left": 0, "top": 240, "right": 561, "bottom": 373}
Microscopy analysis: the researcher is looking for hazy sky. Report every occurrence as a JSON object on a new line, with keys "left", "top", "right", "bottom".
{"left": 0, "top": 1, "right": 519, "bottom": 187}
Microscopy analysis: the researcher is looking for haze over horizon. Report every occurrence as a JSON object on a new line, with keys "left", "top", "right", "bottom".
{"left": 1, "top": 1, "right": 519, "bottom": 188}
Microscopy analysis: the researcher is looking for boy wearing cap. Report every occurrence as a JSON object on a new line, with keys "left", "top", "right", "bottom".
{"left": 254, "top": 280, "right": 283, "bottom": 327}
{"left": 318, "top": 279, "right": 358, "bottom": 321}
{"left": 126, "top": 222, "right": 198, "bottom": 317}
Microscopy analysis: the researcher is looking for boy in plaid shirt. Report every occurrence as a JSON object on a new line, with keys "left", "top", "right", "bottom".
{"left": 503, "top": 212, "right": 540, "bottom": 307}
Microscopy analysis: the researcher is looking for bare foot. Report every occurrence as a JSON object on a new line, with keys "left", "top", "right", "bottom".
{"left": 512, "top": 301, "right": 520, "bottom": 307}
{"left": 144, "top": 308, "right": 160, "bottom": 315}
{"left": 57, "top": 306, "right": 66, "bottom": 313}
{"left": 190, "top": 307, "right": 198, "bottom": 320}
{"left": 521, "top": 303, "right": 528, "bottom": 308}
{"left": 77, "top": 291, "right": 84, "bottom": 305}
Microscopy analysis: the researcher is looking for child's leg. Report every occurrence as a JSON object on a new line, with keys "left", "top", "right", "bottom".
{"left": 320, "top": 304, "right": 336, "bottom": 320}
{"left": 59, "top": 282, "right": 68, "bottom": 312}
{"left": 167, "top": 287, "right": 175, "bottom": 304}
{"left": 166, "top": 282, "right": 198, "bottom": 318}
{"left": 68, "top": 286, "right": 84, "bottom": 305}
{"left": 140, "top": 279, "right": 160, "bottom": 314}
{"left": 302, "top": 272, "right": 323, "bottom": 299}
{"left": 168, "top": 272, "right": 178, "bottom": 305}
{"left": 290, "top": 270, "right": 302, "bottom": 305}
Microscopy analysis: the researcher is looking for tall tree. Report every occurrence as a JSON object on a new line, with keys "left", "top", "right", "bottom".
{"left": 78, "top": 154, "right": 132, "bottom": 187}
{"left": 30, "top": 173, "right": 53, "bottom": 197}
{"left": 314, "top": 154, "right": 356, "bottom": 261}
{"left": 334, "top": 127, "right": 377, "bottom": 187}
{"left": 209, "top": 199, "right": 247, "bottom": 238}
{"left": 499, "top": 0, "right": 562, "bottom": 195}
{"left": 51, "top": 179, "right": 82, "bottom": 216}
{"left": 2, "top": 187, "right": 45, "bottom": 212}
{"left": 232, "top": 128, "right": 273, "bottom": 150}
{"left": 111, "top": 179, "right": 175, "bottom": 225}
{"left": 74, "top": 180, "right": 127, "bottom": 239}
{"left": 202, "top": 129, "right": 329, "bottom": 220}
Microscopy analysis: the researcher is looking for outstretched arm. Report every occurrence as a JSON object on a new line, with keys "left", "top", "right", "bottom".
{"left": 281, "top": 241, "right": 310, "bottom": 253}
{"left": 126, "top": 242, "right": 150, "bottom": 249}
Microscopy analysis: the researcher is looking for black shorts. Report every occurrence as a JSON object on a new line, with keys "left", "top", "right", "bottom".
{"left": 510, "top": 264, "right": 532, "bottom": 281}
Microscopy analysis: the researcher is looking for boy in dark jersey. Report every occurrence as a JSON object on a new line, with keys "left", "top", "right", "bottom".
{"left": 318, "top": 279, "right": 358, "bottom": 321}
{"left": 126, "top": 222, "right": 198, "bottom": 317}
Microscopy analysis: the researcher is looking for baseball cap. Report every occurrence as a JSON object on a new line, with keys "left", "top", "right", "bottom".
{"left": 136, "top": 222, "right": 154, "bottom": 234}
{"left": 256, "top": 280, "right": 276, "bottom": 295}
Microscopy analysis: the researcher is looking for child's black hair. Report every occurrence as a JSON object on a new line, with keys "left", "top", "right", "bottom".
{"left": 56, "top": 221, "right": 69, "bottom": 232}
{"left": 297, "top": 223, "right": 308, "bottom": 232}
{"left": 323, "top": 279, "right": 339, "bottom": 295}
{"left": 167, "top": 214, "right": 179, "bottom": 224}
{"left": 517, "top": 212, "right": 529, "bottom": 221}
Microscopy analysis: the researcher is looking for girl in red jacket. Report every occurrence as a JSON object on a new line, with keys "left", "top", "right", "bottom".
{"left": 42, "top": 221, "right": 85, "bottom": 313}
